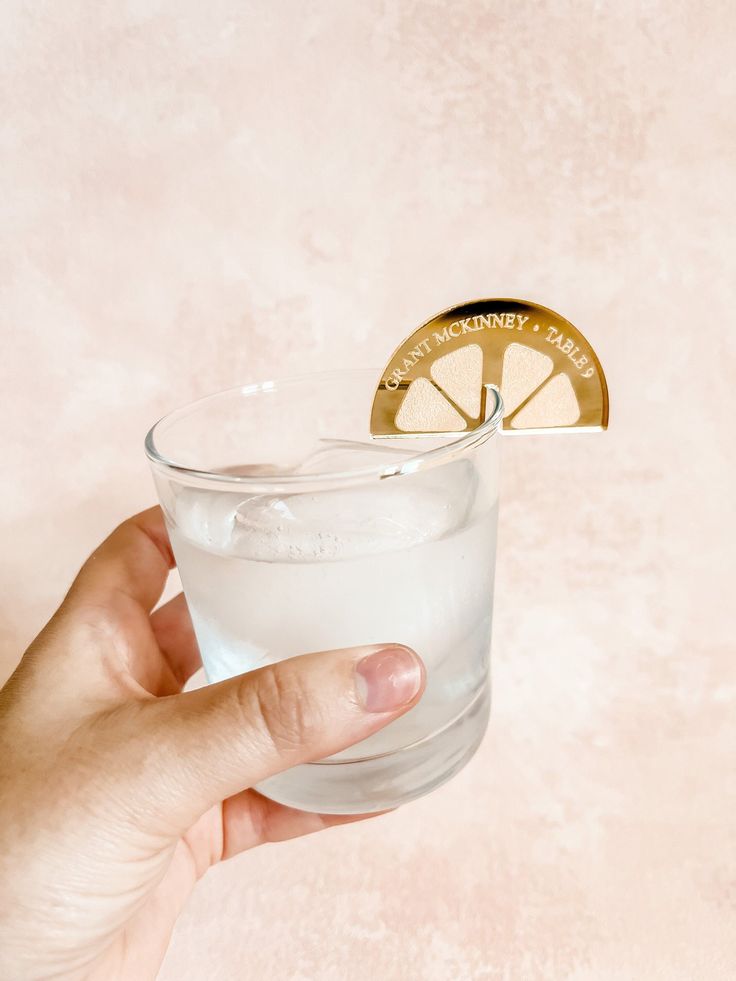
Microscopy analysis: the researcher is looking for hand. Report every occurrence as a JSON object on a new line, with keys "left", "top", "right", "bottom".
{"left": 0, "top": 508, "right": 425, "bottom": 981}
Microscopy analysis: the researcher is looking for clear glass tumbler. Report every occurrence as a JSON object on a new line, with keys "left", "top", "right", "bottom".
{"left": 146, "top": 369, "right": 502, "bottom": 814}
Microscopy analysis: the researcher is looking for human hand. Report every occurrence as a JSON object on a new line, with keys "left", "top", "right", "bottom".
{"left": 0, "top": 507, "right": 425, "bottom": 980}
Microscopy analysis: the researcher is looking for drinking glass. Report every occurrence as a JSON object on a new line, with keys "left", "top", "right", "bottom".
{"left": 145, "top": 369, "right": 503, "bottom": 813}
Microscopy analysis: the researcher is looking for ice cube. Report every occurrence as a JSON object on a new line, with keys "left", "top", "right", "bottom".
{"left": 173, "top": 488, "right": 243, "bottom": 552}
{"left": 174, "top": 443, "right": 478, "bottom": 562}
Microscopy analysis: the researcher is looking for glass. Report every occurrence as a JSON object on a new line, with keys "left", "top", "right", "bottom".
{"left": 145, "top": 369, "right": 503, "bottom": 814}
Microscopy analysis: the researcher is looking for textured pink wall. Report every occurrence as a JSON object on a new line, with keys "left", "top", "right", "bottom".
{"left": 2, "top": 2, "right": 735, "bottom": 978}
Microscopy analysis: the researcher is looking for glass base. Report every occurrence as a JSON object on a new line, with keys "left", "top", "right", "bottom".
{"left": 255, "top": 682, "right": 491, "bottom": 815}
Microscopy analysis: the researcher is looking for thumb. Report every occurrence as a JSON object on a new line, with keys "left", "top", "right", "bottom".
{"left": 137, "top": 643, "right": 424, "bottom": 827}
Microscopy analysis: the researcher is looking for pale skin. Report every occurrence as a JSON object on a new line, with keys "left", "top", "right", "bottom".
{"left": 0, "top": 507, "right": 425, "bottom": 980}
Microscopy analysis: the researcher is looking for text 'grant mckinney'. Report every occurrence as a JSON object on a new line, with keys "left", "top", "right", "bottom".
{"left": 384, "top": 312, "right": 594, "bottom": 390}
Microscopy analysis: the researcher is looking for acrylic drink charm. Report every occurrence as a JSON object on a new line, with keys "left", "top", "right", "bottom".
{"left": 146, "top": 299, "right": 608, "bottom": 814}
{"left": 370, "top": 298, "right": 608, "bottom": 437}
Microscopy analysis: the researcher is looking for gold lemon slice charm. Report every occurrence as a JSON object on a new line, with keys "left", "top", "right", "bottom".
{"left": 370, "top": 299, "right": 608, "bottom": 437}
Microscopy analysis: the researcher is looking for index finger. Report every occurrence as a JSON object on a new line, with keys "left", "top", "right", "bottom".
{"left": 67, "top": 506, "right": 175, "bottom": 614}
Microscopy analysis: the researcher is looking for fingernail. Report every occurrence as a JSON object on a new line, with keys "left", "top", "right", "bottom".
{"left": 355, "top": 646, "right": 423, "bottom": 713}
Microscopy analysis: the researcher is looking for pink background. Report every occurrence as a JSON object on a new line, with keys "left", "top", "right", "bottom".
{"left": 2, "top": 2, "right": 735, "bottom": 978}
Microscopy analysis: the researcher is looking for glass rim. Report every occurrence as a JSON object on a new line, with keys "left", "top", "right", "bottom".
{"left": 145, "top": 368, "right": 504, "bottom": 489}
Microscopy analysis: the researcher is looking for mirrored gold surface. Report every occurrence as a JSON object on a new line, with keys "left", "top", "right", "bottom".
{"left": 371, "top": 299, "right": 609, "bottom": 437}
